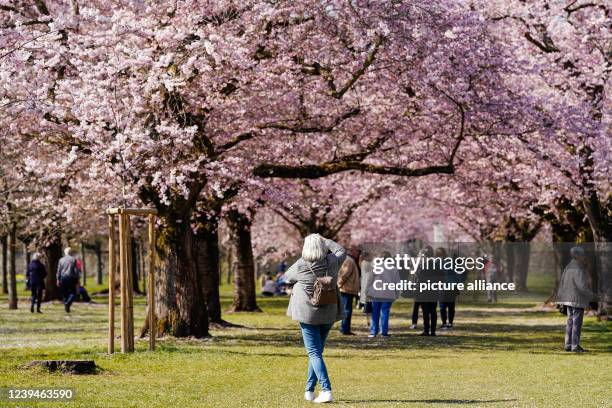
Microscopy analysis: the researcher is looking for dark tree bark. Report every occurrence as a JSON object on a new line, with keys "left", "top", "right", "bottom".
{"left": 194, "top": 219, "right": 225, "bottom": 324}
{"left": 24, "top": 243, "right": 31, "bottom": 270}
{"left": 501, "top": 217, "right": 541, "bottom": 292}
{"left": 225, "top": 245, "right": 233, "bottom": 285}
{"left": 1, "top": 235, "right": 7, "bottom": 294}
{"left": 80, "top": 241, "right": 87, "bottom": 286}
{"left": 514, "top": 242, "right": 530, "bottom": 292}
{"left": 95, "top": 240, "right": 103, "bottom": 285}
{"left": 8, "top": 224, "right": 18, "bottom": 309}
{"left": 505, "top": 243, "right": 516, "bottom": 284}
{"left": 43, "top": 232, "right": 62, "bottom": 301}
{"left": 226, "top": 210, "right": 261, "bottom": 313}
{"left": 131, "top": 237, "right": 141, "bottom": 294}
{"left": 581, "top": 192, "right": 612, "bottom": 314}
{"left": 141, "top": 213, "right": 209, "bottom": 338}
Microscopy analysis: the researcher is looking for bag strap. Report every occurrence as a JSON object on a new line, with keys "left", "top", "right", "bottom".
{"left": 307, "top": 259, "right": 329, "bottom": 278}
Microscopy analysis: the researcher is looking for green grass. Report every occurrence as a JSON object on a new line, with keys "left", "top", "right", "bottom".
{"left": 0, "top": 283, "right": 610, "bottom": 408}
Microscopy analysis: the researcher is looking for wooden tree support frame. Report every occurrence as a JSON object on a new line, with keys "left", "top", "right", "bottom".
{"left": 106, "top": 208, "right": 157, "bottom": 354}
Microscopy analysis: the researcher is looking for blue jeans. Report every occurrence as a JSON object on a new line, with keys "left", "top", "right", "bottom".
{"left": 371, "top": 301, "right": 392, "bottom": 335}
{"left": 565, "top": 306, "right": 584, "bottom": 350}
{"left": 299, "top": 322, "right": 333, "bottom": 392}
{"left": 340, "top": 293, "right": 355, "bottom": 334}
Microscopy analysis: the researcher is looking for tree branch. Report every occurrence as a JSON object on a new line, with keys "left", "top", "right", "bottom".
{"left": 330, "top": 35, "right": 383, "bottom": 99}
{"left": 215, "top": 132, "right": 254, "bottom": 155}
{"left": 259, "top": 107, "right": 360, "bottom": 133}
{"left": 253, "top": 160, "right": 454, "bottom": 179}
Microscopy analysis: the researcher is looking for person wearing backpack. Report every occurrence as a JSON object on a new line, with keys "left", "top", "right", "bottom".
{"left": 284, "top": 234, "right": 346, "bottom": 404}
{"left": 57, "top": 247, "right": 81, "bottom": 313}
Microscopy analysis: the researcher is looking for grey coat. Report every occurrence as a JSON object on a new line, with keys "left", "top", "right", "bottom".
{"left": 285, "top": 239, "right": 346, "bottom": 325}
{"left": 556, "top": 259, "right": 592, "bottom": 309}
{"left": 57, "top": 255, "right": 80, "bottom": 280}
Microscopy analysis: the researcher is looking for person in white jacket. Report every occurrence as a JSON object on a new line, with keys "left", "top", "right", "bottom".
{"left": 366, "top": 251, "right": 400, "bottom": 338}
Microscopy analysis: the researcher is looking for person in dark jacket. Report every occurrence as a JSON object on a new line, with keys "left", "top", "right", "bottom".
{"left": 415, "top": 246, "right": 442, "bottom": 336}
{"left": 439, "top": 249, "right": 459, "bottom": 329}
{"left": 57, "top": 247, "right": 81, "bottom": 313}
{"left": 27, "top": 252, "right": 47, "bottom": 313}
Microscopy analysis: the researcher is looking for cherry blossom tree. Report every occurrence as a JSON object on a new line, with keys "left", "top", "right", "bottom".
{"left": 2, "top": 0, "right": 608, "bottom": 325}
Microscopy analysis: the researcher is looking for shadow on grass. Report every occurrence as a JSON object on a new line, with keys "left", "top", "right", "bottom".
{"left": 205, "top": 319, "right": 610, "bottom": 355}
{"left": 337, "top": 398, "right": 518, "bottom": 404}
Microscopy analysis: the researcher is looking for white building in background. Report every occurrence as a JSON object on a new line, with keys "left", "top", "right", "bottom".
{"left": 433, "top": 222, "right": 446, "bottom": 244}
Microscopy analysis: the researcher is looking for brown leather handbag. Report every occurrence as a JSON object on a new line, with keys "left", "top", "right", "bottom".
{"left": 308, "top": 263, "right": 337, "bottom": 306}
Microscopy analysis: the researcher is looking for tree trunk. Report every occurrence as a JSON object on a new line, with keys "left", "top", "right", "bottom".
{"left": 1, "top": 235, "right": 7, "bottom": 294}
{"left": 24, "top": 243, "right": 31, "bottom": 270}
{"left": 141, "top": 215, "right": 209, "bottom": 338}
{"left": 581, "top": 194, "right": 612, "bottom": 315}
{"left": 131, "top": 237, "right": 141, "bottom": 294}
{"left": 95, "top": 240, "right": 103, "bottom": 285}
{"left": 8, "top": 224, "right": 18, "bottom": 309}
{"left": 226, "top": 210, "right": 261, "bottom": 313}
{"left": 194, "top": 219, "right": 225, "bottom": 324}
{"left": 505, "top": 243, "right": 515, "bottom": 284}
{"left": 43, "top": 232, "right": 62, "bottom": 301}
{"left": 80, "top": 242, "right": 87, "bottom": 286}
{"left": 226, "top": 245, "right": 233, "bottom": 285}
{"left": 514, "top": 242, "right": 530, "bottom": 292}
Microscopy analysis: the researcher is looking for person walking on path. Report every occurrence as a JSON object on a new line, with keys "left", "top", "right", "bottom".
{"left": 284, "top": 234, "right": 346, "bottom": 403}
{"left": 57, "top": 247, "right": 81, "bottom": 313}
{"left": 483, "top": 255, "right": 498, "bottom": 302}
{"left": 337, "top": 249, "right": 360, "bottom": 335}
{"left": 439, "top": 248, "right": 459, "bottom": 329}
{"left": 359, "top": 252, "right": 373, "bottom": 329}
{"left": 366, "top": 251, "right": 400, "bottom": 338}
{"left": 415, "top": 246, "right": 440, "bottom": 336}
{"left": 26, "top": 252, "right": 47, "bottom": 313}
{"left": 557, "top": 246, "right": 592, "bottom": 353}
{"left": 410, "top": 301, "right": 422, "bottom": 329}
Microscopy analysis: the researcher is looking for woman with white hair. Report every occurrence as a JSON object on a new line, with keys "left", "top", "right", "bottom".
{"left": 284, "top": 234, "right": 346, "bottom": 404}
{"left": 26, "top": 252, "right": 47, "bottom": 313}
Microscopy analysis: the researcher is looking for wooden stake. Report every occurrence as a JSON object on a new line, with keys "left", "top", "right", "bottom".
{"left": 119, "top": 213, "right": 128, "bottom": 353}
{"left": 107, "top": 215, "right": 116, "bottom": 354}
{"left": 148, "top": 214, "right": 156, "bottom": 351}
{"left": 125, "top": 218, "right": 134, "bottom": 352}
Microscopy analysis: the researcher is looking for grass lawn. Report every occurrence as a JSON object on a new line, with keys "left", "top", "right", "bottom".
{"left": 0, "top": 280, "right": 610, "bottom": 408}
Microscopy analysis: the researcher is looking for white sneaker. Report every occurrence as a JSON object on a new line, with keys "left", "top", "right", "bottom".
{"left": 305, "top": 391, "right": 315, "bottom": 401}
{"left": 409, "top": 324, "right": 417, "bottom": 329}
{"left": 314, "top": 390, "right": 333, "bottom": 403}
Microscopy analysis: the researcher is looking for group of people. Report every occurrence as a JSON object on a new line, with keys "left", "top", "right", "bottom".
{"left": 334, "top": 246, "right": 467, "bottom": 338}
{"left": 25, "top": 247, "right": 86, "bottom": 313}
{"left": 281, "top": 235, "right": 594, "bottom": 404}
